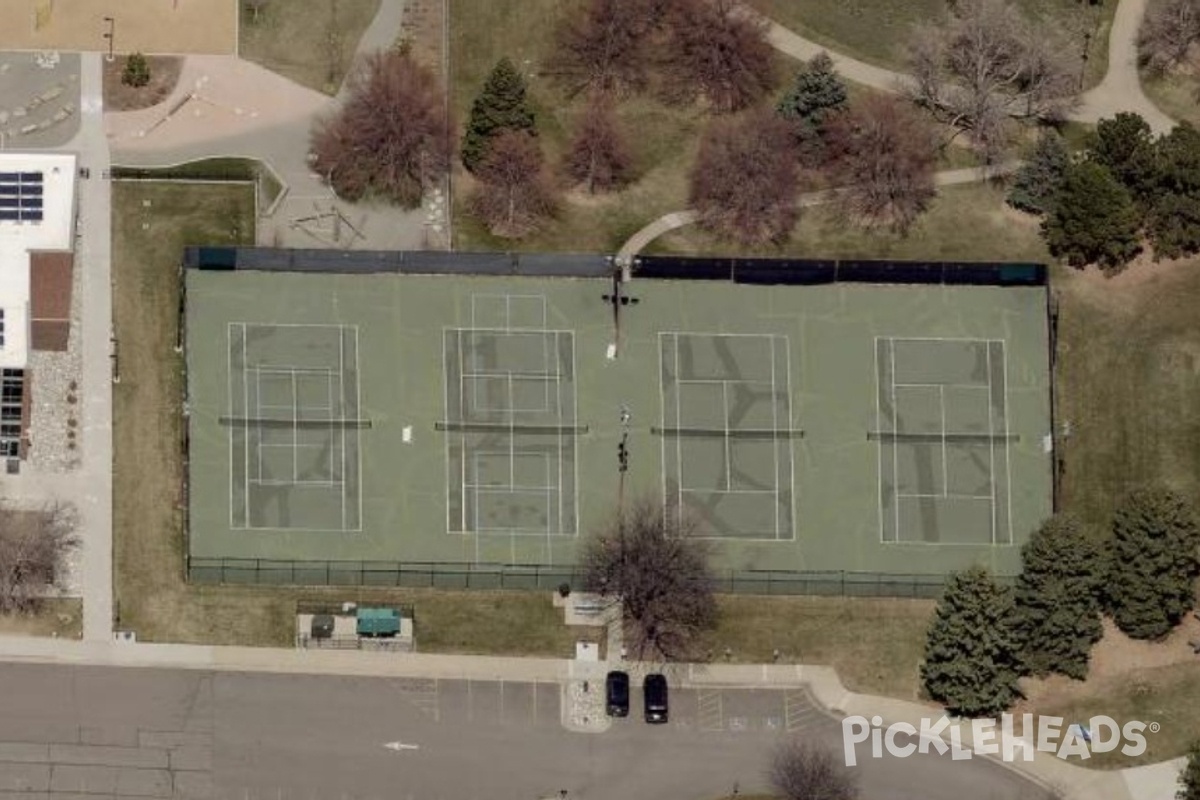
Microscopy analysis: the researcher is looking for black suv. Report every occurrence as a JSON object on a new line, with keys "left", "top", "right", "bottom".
{"left": 605, "top": 670, "right": 630, "bottom": 717}
{"left": 643, "top": 673, "right": 668, "bottom": 723}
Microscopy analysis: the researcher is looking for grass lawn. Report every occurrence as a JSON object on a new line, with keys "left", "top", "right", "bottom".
{"left": 744, "top": 0, "right": 1115, "bottom": 91}
{"left": 239, "top": 0, "right": 381, "bottom": 94}
{"left": 0, "top": 598, "right": 82, "bottom": 639}
{"left": 1143, "top": 70, "right": 1200, "bottom": 128}
{"left": 651, "top": 180, "right": 1051, "bottom": 263}
{"left": 1054, "top": 259, "right": 1200, "bottom": 528}
{"left": 710, "top": 596, "right": 933, "bottom": 700}
{"left": 111, "top": 158, "right": 284, "bottom": 209}
{"left": 1033, "top": 662, "right": 1200, "bottom": 767}
{"left": 111, "top": 180, "right": 583, "bottom": 654}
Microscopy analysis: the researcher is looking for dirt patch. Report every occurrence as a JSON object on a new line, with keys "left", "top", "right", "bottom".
{"left": 399, "top": 0, "right": 445, "bottom": 74}
{"left": 1019, "top": 615, "right": 1200, "bottom": 711}
{"left": 103, "top": 55, "right": 183, "bottom": 112}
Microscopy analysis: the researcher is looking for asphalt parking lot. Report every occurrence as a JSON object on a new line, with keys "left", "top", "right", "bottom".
{"left": 0, "top": 665, "right": 1049, "bottom": 800}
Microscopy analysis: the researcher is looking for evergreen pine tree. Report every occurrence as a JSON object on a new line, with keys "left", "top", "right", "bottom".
{"left": 1011, "top": 515, "right": 1106, "bottom": 679}
{"left": 121, "top": 52, "right": 151, "bottom": 88}
{"left": 921, "top": 566, "right": 1023, "bottom": 717}
{"left": 1042, "top": 161, "right": 1141, "bottom": 269}
{"left": 1107, "top": 486, "right": 1200, "bottom": 640}
{"left": 461, "top": 57, "right": 536, "bottom": 173}
{"left": 1008, "top": 131, "right": 1069, "bottom": 215}
{"left": 776, "top": 52, "right": 847, "bottom": 142}
{"left": 1179, "top": 742, "right": 1200, "bottom": 800}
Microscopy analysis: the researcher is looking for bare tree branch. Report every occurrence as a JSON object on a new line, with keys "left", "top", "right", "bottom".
{"left": 309, "top": 50, "right": 452, "bottom": 207}
{"left": 468, "top": 130, "right": 558, "bottom": 238}
{"left": 580, "top": 496, "right": 717, "bottom": 662}
{"left": 0, "top": 502, "right": 78, "bottom": 614}
{"left": 770, "top": 740, "right": 859, "bottom": 800}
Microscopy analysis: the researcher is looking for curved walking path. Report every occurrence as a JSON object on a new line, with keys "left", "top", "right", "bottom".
{"left": 752, "top": 0, "right": 1174, "bottom": 133}
{"left": 1073, "top": 0, "right": 1175, "bottom": 133}
{"left": 616, "top": 162, "right": 1021, "bottom": 264}
{"left": 621, "top": 0, "right": 1178, "bottom": 261}
{"left": 104, "top": 0, "right": 430, "bottom": 251}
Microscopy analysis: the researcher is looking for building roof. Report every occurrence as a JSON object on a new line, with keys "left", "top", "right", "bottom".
{"left": 0, "top": 152, "right": 76, "bottom": 368}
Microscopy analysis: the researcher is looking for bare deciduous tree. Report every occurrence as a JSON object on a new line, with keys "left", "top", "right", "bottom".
{"left": 546, "top": 0, "right": 660, "bottom": 97}
{"left": 770, "top": 740, "right": 859, "bottom": 800}
{"left": 907, "top": 0, "right": 1075, "bottom": 159}
{"left": 826, "top": 95, "right": 939, "bottom": 233}
{"left": 580, "top": 496, "right": 717, "bottom": 661}
{"left": 689, "top": 108, "right": 801, "bottom": 245}
{"left": 0, "top": 502, "right": 78, "bottom": 614}
{"left": 564, "top": 92, "right": 633, "bottom": 192}
{"left": 469, "top": 130, "right": 558, "bottom": 238}
{"left": 658, "top": 0, "right": 777, "bottom": 113}
{"left": 309, "top": 50, "right": 452, "bottom": 207}
{"left": 1138, "top": 0, "right": 1200, "bottom": 76}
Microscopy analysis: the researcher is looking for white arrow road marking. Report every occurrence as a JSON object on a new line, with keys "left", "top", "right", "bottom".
{"left": 384, "top": 741, "right": 420, "bottom": 751}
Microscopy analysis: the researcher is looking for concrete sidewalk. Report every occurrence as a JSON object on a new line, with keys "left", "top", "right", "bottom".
{"left": 0, "top": 635, "right": 1180, "bottom": 799}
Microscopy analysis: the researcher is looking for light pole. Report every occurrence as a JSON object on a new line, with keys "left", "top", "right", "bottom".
{"left": 102, "top": 16, "right": 115, "bottom": 63}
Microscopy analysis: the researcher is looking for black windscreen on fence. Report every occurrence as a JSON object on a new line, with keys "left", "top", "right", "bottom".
{"left": 183, "top": 247, "right": 1046, "bottom": 287}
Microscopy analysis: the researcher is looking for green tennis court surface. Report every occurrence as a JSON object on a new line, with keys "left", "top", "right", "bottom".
{"left": 185, "top": 269, "right": 1052, "bottom": 580}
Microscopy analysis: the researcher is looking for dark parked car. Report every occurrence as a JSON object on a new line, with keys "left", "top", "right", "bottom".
{"left": 606, "top": 670, "right": 630, "bottom": 717}
{"left": 643, "top": 673, "right": 668, "bottom": 723}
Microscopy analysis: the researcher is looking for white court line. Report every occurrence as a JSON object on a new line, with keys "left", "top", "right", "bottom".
{"left": 658, "top": 333, "right": 669, "bottom": 526}
{"left": 674, "top": 377, "right": 776, "bottom": 387}
{"left": 459, "top": 329, "right": 469, "bottom": 533}
{"left": 464, "top": 482, "right": 557, "bottom": 492}
{"left": 673, "top": 334, "right": 684, "bottom": 525}
{"left": 987, "top": 343, "right": 997, "bottom": 543}
{"left": 874, "top": 338, "right": 885, "bottom": 544}
{"left": 658, "top": 329, "right": 778, "bottom": 339}
{"left": 888, "top": 335, "right": 998, "bottom": 344}
{"left": 939, "top": 385, "right": 948, "bottom": 497}
{"left": 235, "top": 322, "right": 347, "bottom": 329}
{"left": 890, "top": 338, "right": 900, "bottom": 542}
{"left": 681, "top": 487, "right": 778, "bottom": 496}
{"left": 251, "top": 479, "right": 342, "bottom": 487}
{"left": 896, "top": 492, "right": 994, "bottom": 500}
{"left": 770, "top": 335, "right": 780, "bottom": 538}
{"left": 894, "top": 381, "right": 991, "bottom": 389}
{"left": 351, "top": 326, "right": 363, "bottom": 532}
{"left": 243, "top": 326, "right": 251, "bottom": 519}
{"left": 337, "top": 327, "right": 345, "bottom": 529}
{"left": 781, "top": 334, "right": 797, "bottom": 543}
{"left": 291, "top": 369, "right": 298, "bottom": 482}
{"left": 227, "top": 322, "right": 235, "bottom": 529}
{"left": 1001, "top": 342, "right": 1013, "bottom": 546}
{"left": 443, "top": 330, "right": 453, "bottom": 535}
{"left": 722, "top": 380, "right": 731, "bottom": 492}
{"left": 554, "top": 331, "right": 563, "bottom": 541}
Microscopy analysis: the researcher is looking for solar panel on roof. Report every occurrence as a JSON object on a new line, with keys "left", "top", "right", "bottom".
{"left": 0, "top": 198, "right": 17, "bottom": 208}
{"left": 0, "top": 173, "right": 17, "bottom": 182}
{"left": 0, "top": 210, "right": 17, "bottom": 221}
{"left": 24, "top": 198, "right": 42, "bottom": 209}
{"left": 23, "top": 184, "right": 42, "bottom": 196}
{"left": 19, "top": 172, "right": 41, "bottom": 181}
{"left": 24, "top": 211, "right": 42, "bottom": 222}
{"left": 0, "top": 186, "right": 18, "bottom": 196}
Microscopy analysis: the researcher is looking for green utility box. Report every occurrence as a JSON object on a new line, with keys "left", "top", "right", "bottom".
{"left": 356, "top": 607, "right": 401, "bottom": 637}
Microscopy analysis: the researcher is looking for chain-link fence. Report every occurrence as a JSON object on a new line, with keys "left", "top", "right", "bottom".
{"left": 188, "top": 557, "right": 997, "bottom": 598}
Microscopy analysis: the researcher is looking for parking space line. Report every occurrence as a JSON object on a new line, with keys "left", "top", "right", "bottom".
{"left": 784, "top": 690, "right": 816, "bottom": 732}
{"left": 697, "top": 689, "right": 724, "bottom": 732}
